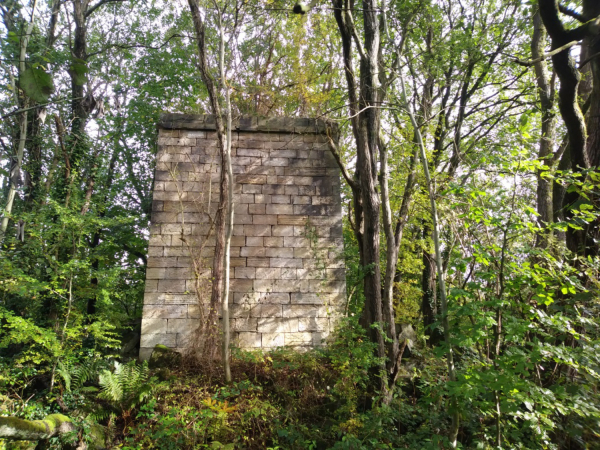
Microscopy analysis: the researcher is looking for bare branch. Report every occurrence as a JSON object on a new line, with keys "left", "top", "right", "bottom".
{"left": 514, "top": 40, "right": 579, "bottom": 66}
{"left": 325, "top": 127, "right": 357, "bottom": 191}
{"left": 85, "top": 0, "right": 126, "bottom": 18}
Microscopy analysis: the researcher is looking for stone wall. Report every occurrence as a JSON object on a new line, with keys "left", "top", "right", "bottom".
{"left": 140, "top": 114, "right": 346, "bottom": 359}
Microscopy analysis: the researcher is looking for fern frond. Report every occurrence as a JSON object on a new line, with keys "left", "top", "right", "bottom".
{"left": 56, "top": 361, "right": 72, "bottom": 392}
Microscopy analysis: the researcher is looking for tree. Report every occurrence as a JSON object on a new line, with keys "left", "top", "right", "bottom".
{"left": 538, "top": 0, "right": 600, "bottom": 256}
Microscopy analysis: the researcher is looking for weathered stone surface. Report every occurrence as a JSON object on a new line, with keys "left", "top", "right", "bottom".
{"left": 140, "top": 114, "right": 345, "bottom": 358}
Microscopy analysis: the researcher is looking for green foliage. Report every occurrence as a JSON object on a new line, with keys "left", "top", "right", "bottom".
{"left": 19, "top": 66, "right": 54, "bottom": 103}
{"left": 98, "top": 360, "right": 159, "bottom": 420}
{"left": 67, "top": 58, "right": 88, "bottom": 86}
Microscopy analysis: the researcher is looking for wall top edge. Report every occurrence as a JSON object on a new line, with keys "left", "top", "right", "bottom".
{"left": 158, "top": 113, "right": 337, "bottom": 135}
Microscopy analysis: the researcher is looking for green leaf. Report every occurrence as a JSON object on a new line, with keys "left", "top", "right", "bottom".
{"left": 20, "top": 66, "right": 54, "bottom": 103}
{"left": 68, "top": 59, "right": 88, "bottom": 86}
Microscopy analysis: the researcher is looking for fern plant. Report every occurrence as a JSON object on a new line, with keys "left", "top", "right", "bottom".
{"left": 98, "top": 360, "right": 159, "bottom": 423}
{"left": 57, "top": 359, "right": 105, "bottom": 393}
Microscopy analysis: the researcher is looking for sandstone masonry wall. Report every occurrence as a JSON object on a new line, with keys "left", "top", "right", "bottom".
{"left": 140, "top": 115, "right": 346, "bottom": 359}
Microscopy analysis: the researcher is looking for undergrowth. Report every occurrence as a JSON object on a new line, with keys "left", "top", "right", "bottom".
{"left": 118, "top": 318, "right": 447, "bottom": 450}
{"left": 0, "top": 318, "right": 457, "bottom": 449}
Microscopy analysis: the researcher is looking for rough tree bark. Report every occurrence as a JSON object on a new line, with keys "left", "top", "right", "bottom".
{"left": 331, "top": 0, "right": 387, "bottom": 391}
{"left": 538, "top": 0, "right": 600, "bottom": 256}
{"left": 532, "top": 9, "right": 556, "bottom": 247}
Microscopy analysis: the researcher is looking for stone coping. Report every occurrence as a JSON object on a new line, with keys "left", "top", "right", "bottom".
{"left": 159, "top": 113, "right": 337, "bottom": 135}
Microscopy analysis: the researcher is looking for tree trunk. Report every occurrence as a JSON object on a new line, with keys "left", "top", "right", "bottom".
{"left": 188, "top": 0, "right": 231, "bottom": 360}
{"left": 217, "top": 8, "right": 234, "bottom": 383}
{"left": 532, "top": 9, "right": 556, "bottom": 247}
{"left": 538, "top": 0, "right": 594, "bottom": 256}
{"left": 583, "top": 0, "right": 600, "bottom": 168}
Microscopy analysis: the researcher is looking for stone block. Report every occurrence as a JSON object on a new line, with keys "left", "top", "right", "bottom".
{"left": 249, "top": 304, "right": 282, "bottom": 318}
{"left": 238, "top": 332, "right": 261, "bottom": 348}
{"left": 145, "top": 280, "right": 158, "bottom": 292}
{"left": 188, "top": 304, "right": 206, "bottom": 319}
{"left": 149, "top": 234, "right": 171, "bottom": 247}
{"left": 147, "top": 256, "right": 177, "bottom": 268}
{"left": 164, "top": 294, "right": 197, "bottom": 305}
{"left": 230, "top": 257, "right": 247, "bottom": 267}
{"left": 148, "top": 247, "right": 163, "bottom": 257}
{"left": 252, "top": 194, "right": 269, "bottom": 204}
{"left": 140, "top": 333, "right": 177, "bottom": 348}
{"left": 167, "top": 319, "right": 200, "bottom": 334}
{"left": 293, "top": 248, "right": 312, "bottom": 259}
{"left": 239, "top": 194, "right": 255, "bottom": 203}
{"left": 143, "top": 305, "right": 188, "bottom": 319}
{"left": 278, "top": 215, "right": 309, "bottom": 225}
{"left": 292, "top": 196, "right": 311, "bottom": 205}
{"left": 253, "top": 279, "right": 273, "bottom": 292}
{"left": 266, "top": 204, "right": 293, "bottom": 214}
{"left": 263, "top": 157, "right": 289, "bottom": 167}
{"left": 230, "top": 279, "right": 253, "bottom": 291}
{"left": 176, "top": 333, "right": 197, "bottom": 348}
{"left": 265, "top": 247, "right": 293, "bottom": 258}
{"left": 246, "top": 258, "right": 270, "bottom": 267}
{"left": 284, "top": 237, "right": 309, "bottom": 248}
{"left": 255, "top": 268, "right": 281, "bottom": 279}
{"left": 144, "top": 293, "right": 165, "bottom": 305}
{"left": 252, "top": 215, "right": 278, "bottom": 225}
{"left": 237, "top": 148, "right": 268, "bottom": 158}
{"left": 276, "top": 149, "right": 297, "bottom": 158}
{"left": 231, "top": 236, "right": 246, "bottom": 246}
{"left": 272, "top": 279, "right": 307, "bottom": 293}
{"left": 283, "top": 305, "right": 334, "bottom": 318}
{"left": 263, "top": 236, "right": 284, "bottom": 247}
{"left": 270, "top": 258, "right": 303, "bottom": 268}
{"left": 235, "top": 267, "right": 255, "bottom": 279}
{"left": 246, "top": 236, "right": 264, "bottom": 246}
{"left": 263, "top": 185, "right": 285, "bottom": 195}
{"left": 241, "top": 247, "right": 266, "bottom": 257}
{"left": 284, "top": 332, "right": 313, "bottom": 346}
{"left": 258, "top": 318, "right": 298, "bottom": 333}
{"left": 262, "top": 332, "right": 284, "bottom": 347}
{"left": 244, "top": 225, "right": 272, "bottom": 236}
{"left": 141, "top": 319, "right": 167, "bottom": 335}
{"left": 290, "top": 293, "right": 322, "bottom": 305}
{"left": 139, "top": 347, "right": 154, "bottom": 360}
{"left": 309, "top": 280, "right": 346, "bottom": 293}
{"left": 157, "top": 279, "right": 186, "bottom": 293}
{"left": 248, "top": 204, "right": 266, "bottom": 214}
{"left": 272, "top": 225, "right": 294, "bottom": 236}
{"left": 233, "top": 318, "right": 258, "bottom": 332}
{"left": 299, "top": 318, "right": 329, "bottom": 332}
{"left": 281, "top": 268, "right": 297, "bottom": 279}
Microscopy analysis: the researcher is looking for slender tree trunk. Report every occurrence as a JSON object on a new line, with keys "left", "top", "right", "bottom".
{"left": 217, "top": 8, "right": 233, "bottom": 383}
{"left": 532, "top": 10, "right": 556, "bottom": 247}
{"left": 0, "top": 0, "right": 37, "bottom": 242}
{"left": 188, "top": 0, "right": 231, "bottom": 360}
{"left": 421, "top": 239, "right": 442, "bottom": 346}
{"left": 71, "top": 0, "right": 88, "bottom": 136}
{"left": 400, "top": 74, "right": 459, "bottom": 448}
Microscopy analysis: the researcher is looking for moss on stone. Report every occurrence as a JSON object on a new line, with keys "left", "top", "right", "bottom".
{"left": 149, "top": 344, "right": 181, "bottom": 369}
{"left": 2, "top": 439, "right": 37, "bottom": 450}
{"left": 0, "top": 414, "right": 74, "bottom": 441}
